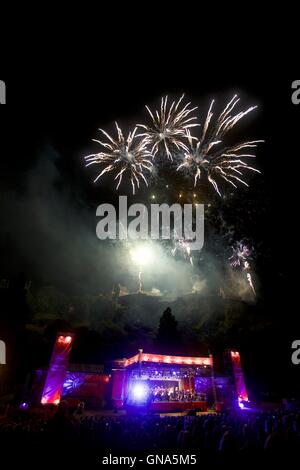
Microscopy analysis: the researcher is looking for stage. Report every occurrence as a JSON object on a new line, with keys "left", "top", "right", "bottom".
{"left": 110, "top": 351, "right": 215, "bottom": 412}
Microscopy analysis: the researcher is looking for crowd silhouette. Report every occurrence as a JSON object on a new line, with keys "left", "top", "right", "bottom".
{"left": 1, "top": 402, "right": 299, "bottom": 465}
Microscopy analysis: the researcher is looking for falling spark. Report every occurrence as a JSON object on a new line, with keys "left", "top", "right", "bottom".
{"left": 137, "top": 94, "right": 199, "bottom": 160}
{"left": 85, "top": 123, "right": 153, "bottom": 194}
{"left": 229, "top": 242, "right": 256, "bottom": 296}
{"left": 246, "top": 272, "right": 256, "bottom": 296}
{"left": 177, "top": 95, "right": 263, "bottom": 195}
{"left": 138, "top": 270, "right": 142, "bottom": 293}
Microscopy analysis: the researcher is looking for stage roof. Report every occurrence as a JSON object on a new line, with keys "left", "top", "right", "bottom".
{"left": 124, "top": 352, "right": 212, "bottom": 367}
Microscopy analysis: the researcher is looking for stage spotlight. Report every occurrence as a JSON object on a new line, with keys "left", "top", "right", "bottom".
{"left": 57, "top": 335, "right": 72, "bottom": 344}
{"left": 132, "top": 382, "right": 148, "bottom": 401}
{"left": 238, "top": 396, "right": 249, "bottom": 409}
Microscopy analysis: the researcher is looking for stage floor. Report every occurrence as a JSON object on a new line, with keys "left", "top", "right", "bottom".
{"left": 150, "top": 400, "right": 208, "bottom": 413}
{"left": 74, "top": 408, "right": 215, "bottom": 418}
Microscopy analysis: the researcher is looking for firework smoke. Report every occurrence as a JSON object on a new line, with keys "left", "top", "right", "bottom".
{"left": 177, "top": 95, "right": 263, "bottom": 195}
{"left": 85, "top": 123, "right": 153, "bottom": 194}
{"left": 172, "top": 238, "right": 194, "bottom": 266}
{"left": 137, "top": 94, "right": 199, "bottom": 160}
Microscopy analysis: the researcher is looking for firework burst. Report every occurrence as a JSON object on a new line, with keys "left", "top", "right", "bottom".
{"left": 137, "top": 94, "right": 199, "bottom": 160}
{"left": 177, "top": 95, "right": 263, "bottom": 196}
{"left": 85, "top": 123, "right": 153, "bottom": 194}
{"left": 229, "top": 242, "right": 252, "bottom": 268}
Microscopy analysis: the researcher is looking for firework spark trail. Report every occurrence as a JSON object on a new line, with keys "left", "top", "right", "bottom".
{"left": 129, "top": 244, "right": 154, "bottom": 293}
{"left": 138, "top": 270, "right": 143, "bottom": 292}
{"left": 243, "top": 259, "right": 256, "bottom": 295}
{"left": 229, "top": 243, "right": 256, "bottom": 296}
{"left": 246, "top": 273, "right": 256, "bottom": 296}
{"left": 177, "top": 95, "right": 263, "bottom": 195}
{"left": 137, "top": 94, "right": 199, "bottom": 161}
{"left": 85, "top": 123, "right": 153, "bottom": 194}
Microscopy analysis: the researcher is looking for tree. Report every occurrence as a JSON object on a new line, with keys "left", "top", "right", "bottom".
{"left": 156, "top": 307, "right": 181, "bottom": 353}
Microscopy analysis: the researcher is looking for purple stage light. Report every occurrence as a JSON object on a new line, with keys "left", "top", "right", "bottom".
{"left": 41, "top": 333, "right": 74, "bottom": 405}
{"left": 62, "top": 373, "right": 84, "bottom": 394}
{"left": 19, "top": 402, "right": 28, "bottom": 410}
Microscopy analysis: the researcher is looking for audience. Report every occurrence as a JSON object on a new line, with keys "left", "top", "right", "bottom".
{"left": 0, "top": 405, "right": 299, "bottom": 463}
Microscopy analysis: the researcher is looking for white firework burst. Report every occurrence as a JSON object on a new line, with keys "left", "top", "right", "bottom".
{"left": 85, "top": 123, "right": 153, "bottom": 194}
{"left": 177, "top": 95, "right": 263, "bottom": 195}
{"left": 137, "top": 94, "right": 198, "bottom": 160}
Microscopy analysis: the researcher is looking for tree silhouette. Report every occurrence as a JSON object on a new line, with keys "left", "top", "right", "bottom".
{"left": 156, "top": 307, "right": 181, "bottom": 353}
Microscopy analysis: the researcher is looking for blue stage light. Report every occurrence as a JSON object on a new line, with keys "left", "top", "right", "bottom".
{"left": 132, "top": 382, "right": 148, "bottom": 401}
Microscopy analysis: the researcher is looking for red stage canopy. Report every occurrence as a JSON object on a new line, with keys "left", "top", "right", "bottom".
{"left": 124, "top": 352, "right": 212, "bottom": 367}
